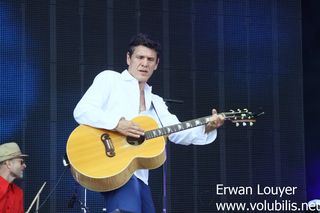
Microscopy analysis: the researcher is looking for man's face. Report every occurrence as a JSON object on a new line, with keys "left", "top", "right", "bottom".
{"left": 127, "top": 45, "right": 159, "bottom": 83}
{"left": 8, "top": 158, "right": 26, "bottom": 179}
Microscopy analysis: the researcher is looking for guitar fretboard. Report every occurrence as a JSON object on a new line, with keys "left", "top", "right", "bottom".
{"left": 143, "top": 110, "right": 254, "bottom": 140}
{"left": 144, "top": 116, "right": 211, "bottom": 139}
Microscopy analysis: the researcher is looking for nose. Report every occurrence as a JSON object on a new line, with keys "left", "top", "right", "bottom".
{"left": 141, "top": 58, "right": 148, "bottom": 67}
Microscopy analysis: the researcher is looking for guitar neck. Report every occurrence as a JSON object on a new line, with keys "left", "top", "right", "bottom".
{"left": 144, "top": 110, "right": 255, "bottom": 140}
{"left": 144, "top": 115, "right": 212, "bottom": 140}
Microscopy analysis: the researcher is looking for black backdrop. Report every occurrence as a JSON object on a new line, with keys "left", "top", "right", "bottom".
{"left": 0, "top": 0, "right": 307, "bottom": 212}
{"left": 302, "top": 0, "right": 320, "bottom": 205}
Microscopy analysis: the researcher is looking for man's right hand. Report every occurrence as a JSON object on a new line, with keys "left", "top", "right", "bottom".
{"left": 115, "top": 118, "right": 145, "bottom": 138}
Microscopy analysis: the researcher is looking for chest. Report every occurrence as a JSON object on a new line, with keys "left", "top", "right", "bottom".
{"left": 104, "top": 81, "right": 152, "bottom": 118}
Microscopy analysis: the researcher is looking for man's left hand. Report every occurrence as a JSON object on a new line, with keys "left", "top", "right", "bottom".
{"left": 205, "top": 109, "right": 225, "bottom": 132}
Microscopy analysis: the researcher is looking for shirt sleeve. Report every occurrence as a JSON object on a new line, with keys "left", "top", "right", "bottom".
{"left": 73, "top": 71, "right": 123, "bottom": 130}
{"left": 168, "top": 125, "right": 217, "bottom": 145}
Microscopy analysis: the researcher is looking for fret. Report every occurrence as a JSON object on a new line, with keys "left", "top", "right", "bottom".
{"left": 145, "top": 131, "right": 151, "bottom": 139}
{"left": 152, "top": 131, "right": 157, "bottom": 137}
{"left": 157, "top": 129, "right": 162, "bottom": 135}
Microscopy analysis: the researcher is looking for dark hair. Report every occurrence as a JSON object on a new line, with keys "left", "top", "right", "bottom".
{"left": 127, "top": 33, "right": 161, "bottom": 59}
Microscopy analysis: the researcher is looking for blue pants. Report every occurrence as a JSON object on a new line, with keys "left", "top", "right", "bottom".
{"left": 101, "top": 176, "right": 156, "bottom": 213}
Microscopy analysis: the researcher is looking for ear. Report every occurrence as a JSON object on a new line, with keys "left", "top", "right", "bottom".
{"left": 126, "top": 52, "right": 131, "bottom": 66}
{"left": 4, "top": 160, "right": 11, "bottom": 168}
{"left": 154, "top": 58, "right": 160, "bottom": 70}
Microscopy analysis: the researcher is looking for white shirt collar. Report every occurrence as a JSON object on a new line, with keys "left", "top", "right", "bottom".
{"left": 121, "top": 69, "right": 153, "bottom": 92}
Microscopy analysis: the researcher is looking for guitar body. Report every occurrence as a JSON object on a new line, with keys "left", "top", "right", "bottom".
{"left": 66, "top": 115, "right": 166, "bottom": 192}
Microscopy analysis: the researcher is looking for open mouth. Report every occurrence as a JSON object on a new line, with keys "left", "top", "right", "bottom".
{"left": 139, "top": 70, "right": 148, "bottom": 74}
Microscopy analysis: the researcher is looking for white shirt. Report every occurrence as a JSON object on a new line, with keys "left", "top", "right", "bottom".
{"left": 74, "top": 70, "right": 217, "bottom": 185}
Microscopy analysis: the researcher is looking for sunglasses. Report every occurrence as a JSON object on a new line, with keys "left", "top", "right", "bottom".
{"left": 19, "top": 159, "right": 26, "bottom": 165}
{"left": 10, "top": 158, "right": 26, "bottom": 165}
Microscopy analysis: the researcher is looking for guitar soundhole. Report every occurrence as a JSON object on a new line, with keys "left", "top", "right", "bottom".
{"left": 126, "top": 135, "right": 145, "bottom": 145}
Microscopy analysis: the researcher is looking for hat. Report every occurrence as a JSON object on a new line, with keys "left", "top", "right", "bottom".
{"left": 0, "top": 142, "right": 28, "bottom": 162}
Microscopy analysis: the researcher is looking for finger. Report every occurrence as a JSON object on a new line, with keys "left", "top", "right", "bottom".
{"left": 209, "top": 113, "right": 224, "bottom": 128}
{"left": 127, "top": 132, "right": 142, "bottom": 138}
{"left": 218, "top": 114, "right": 225, "bottom": 121}
{"left": 212, "top": 109, "right": 217, "bottom": 115}
{"left": 131, "top": 125, "right": 144, "bottom": 131}
{"left": 130, "top": 121, "right": 142, "bottom": 128}
{"left": 216, "top": 115, "right": 225, "bottom": 127}
{"left": 129, "top": 128, "right": 144, "bottom": 136}
{"left": 130, "top": 127, "right": 144, "bottom": 135}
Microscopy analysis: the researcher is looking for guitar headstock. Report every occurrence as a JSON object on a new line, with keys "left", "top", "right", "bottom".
{"left": 222, "top": 109, "right": 264, "bottom": 127}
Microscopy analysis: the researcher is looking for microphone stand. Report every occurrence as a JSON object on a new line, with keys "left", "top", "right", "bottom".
{"left": 81, "top": 188, "right": 89, "bottom": 213}
{"left": 64, "top": 154, "right": 89, "bottom": 212}
{"left": 68, "top": 186, "right": 89, "bottom": 212}
{"left": 155, "top": 98, "right": 184, "bottom": 213}
{"left": 26, "top": 182, "right": 46, "bottom": 213}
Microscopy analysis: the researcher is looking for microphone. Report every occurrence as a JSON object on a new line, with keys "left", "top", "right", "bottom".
{"left": 67, "top": 193, "right": 77, "bottom": 208}
{"left": 62, "top": 153, "right": 70, "bottom": 167}
{"left": 163, "top": 98, "right": 184, "bottom": 104}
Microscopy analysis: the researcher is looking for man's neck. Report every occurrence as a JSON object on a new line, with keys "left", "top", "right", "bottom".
{"left": 139, "top": 81, "right": 146, "bottom": 91}
{"left": 0, "top": 173, "right": 14, "bottom": 183}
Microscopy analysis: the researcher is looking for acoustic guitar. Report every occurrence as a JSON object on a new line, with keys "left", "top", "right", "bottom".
{"left": 66, "top": 109, "right": 258, "bottom": 192}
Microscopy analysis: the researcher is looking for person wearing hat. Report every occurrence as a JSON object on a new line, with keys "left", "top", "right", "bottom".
{"left": 0, "top": 142, "right": 28, "bottom": 213}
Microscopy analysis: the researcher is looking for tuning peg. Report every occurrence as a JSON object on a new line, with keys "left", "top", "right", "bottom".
{"left": 242, "top": 122, "right": 247, "bottom": 126}
{"left": 244, "top": 108, "right": 248, "bottom": 112}
{"left": 250, "top": 122, "right": 254, "bottom": 126}
{"left": 235, "top": 122, "right": 239, "bottom": 127}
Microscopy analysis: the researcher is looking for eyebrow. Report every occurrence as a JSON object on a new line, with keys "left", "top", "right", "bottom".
{"left": 12, "top": 158, "right": 24, "bottom": 163}
{"left": 136, "top": 54, "right": 156, "bottom": 60}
